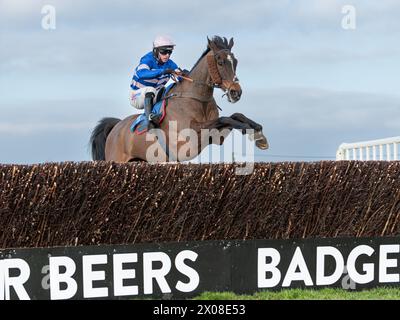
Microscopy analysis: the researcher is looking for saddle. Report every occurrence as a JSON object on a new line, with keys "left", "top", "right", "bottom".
{"left": 130, "top": 83, "right": 175, "bottom": 134}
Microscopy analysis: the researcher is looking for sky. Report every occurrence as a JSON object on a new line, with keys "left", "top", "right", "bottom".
{"left": 1, "top": 0, "right": 400, "bottom": 164}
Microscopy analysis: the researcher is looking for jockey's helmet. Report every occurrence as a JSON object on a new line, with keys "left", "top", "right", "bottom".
{"left": 153, "top": 35, "right": 176, "bottom": 51}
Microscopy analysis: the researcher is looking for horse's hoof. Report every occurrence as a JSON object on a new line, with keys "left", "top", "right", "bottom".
{"left": 256, "top": 139, "right": 269, "bottom": 150}
{"left": 255, "top": 133, "right": 269, "bottom": 150}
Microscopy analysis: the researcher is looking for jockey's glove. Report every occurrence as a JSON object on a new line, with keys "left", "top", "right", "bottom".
{"left": 181, "top": 69, "right": 190, "bottom": 76}
{"left": 162, "top": 68, "right": 174, "bottom": 75}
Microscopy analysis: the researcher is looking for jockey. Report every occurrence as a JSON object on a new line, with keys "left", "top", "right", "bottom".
{"left": 129, "top": 35, "right": 188, "bottom": 129}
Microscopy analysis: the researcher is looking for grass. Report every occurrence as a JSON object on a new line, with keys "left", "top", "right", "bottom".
{"left": 193, "top": 287, "right": 400, "bottom": 300}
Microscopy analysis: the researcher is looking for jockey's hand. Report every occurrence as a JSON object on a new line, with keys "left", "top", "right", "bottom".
{"left": 174, "top": 69, "right": 182, "bottom": 76}
{"left": 162, "top": 68, "right": 174, "bottom": 75}
{"left": 175, "top": 69, "right": 190, "bottom": 77}
{"left": 181, "top": 69, "right": 190, "bottom": 77}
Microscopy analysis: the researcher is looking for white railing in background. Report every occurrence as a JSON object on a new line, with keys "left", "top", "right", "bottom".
{"left": 336, "top": 136, "right": 400, "bottom": 161}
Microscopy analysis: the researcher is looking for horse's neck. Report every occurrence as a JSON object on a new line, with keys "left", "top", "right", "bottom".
{"left": 190, "top": 53, "right": 212, "bottom": 84}
{"left": 173, "top": 52, "right": 214, "bottom": 101}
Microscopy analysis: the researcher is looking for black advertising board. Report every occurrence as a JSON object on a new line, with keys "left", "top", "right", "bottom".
{"left": 1, "top": 236, "right": 400, "bottom": 300}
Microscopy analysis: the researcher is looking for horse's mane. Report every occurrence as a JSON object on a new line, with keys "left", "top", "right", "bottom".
{"left": 190, "top": 36, "right": 232, "bottom": 72}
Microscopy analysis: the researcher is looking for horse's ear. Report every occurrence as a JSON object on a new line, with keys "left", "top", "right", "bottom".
{"left": 228, "top": 38, "right": 234, "bottom": 49}
{"left": 207, "top": 36, "right": 218, "bottom": 52}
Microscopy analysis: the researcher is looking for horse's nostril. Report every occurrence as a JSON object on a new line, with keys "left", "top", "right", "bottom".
{"left": 230, "top": 90, "right": 241, "bottom": 99}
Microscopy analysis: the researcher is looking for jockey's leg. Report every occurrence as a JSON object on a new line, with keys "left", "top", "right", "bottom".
{"left": 144, "top": 92, "right": 156, "bottom": 130}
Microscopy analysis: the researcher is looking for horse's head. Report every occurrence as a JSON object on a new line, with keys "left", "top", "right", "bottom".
{"left": 207, "top": 36, "right": 242, "bottom": 103}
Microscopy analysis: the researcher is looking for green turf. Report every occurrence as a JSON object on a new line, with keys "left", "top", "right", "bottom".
{"left": 193, "top": 287, "right": 400, "bottom": 300}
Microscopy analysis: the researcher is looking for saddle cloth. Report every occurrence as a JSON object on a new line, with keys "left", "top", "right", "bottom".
{"left": 130, "top": 83, "right": 174, "bottom": 135}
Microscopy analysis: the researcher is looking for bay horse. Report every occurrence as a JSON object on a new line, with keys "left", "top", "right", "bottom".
{"left": 90, "top": 36, "right": 268, "bottom": 163}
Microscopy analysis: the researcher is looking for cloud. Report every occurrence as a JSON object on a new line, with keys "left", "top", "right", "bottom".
{"left": 0, "top": 129, "right": 92, "bottom": 164}
{"left": 1, "top": 1, "right": 400, "bottom": 163}
{"left": 1, "top": 87, "right": 399, "bottom": 163}
{"left": 0, "top": 122, "right": 93, "bottom": 135}
{"left": 2, "top": 1, "right": 400, "bottom": 32}
{"left": 232, "top": 87, "right": 400, "bottom": 161}
{"left": 0, "top": 0, "right": 38, "bottom": 16}
{"left": 1, "top": 1, "right": 400, "bottom": 75}
{"left": 244, "top": 87, "right": 400, "bottom": 130}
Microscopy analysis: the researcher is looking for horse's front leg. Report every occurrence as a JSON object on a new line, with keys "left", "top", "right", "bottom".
{"left": 229, "top": 113, "right": 269, "bottom": 150}
{"left": 192, "top": 116, "right": 253, "bottom": 147}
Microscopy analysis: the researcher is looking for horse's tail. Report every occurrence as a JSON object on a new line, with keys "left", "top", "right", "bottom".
{"left": 89, "top": 117, "right": 120, "bottom": 160}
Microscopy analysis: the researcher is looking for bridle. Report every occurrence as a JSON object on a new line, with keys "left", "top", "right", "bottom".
{"left": 170, "top": 47, "right": 241, "bottom": 104}
{"left": 206, "top": 49, "right": 241, "bottom": 94}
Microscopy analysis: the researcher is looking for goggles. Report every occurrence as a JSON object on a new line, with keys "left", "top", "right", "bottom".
{"left": 159, "top": 49, "right": 173, "bottom": 55}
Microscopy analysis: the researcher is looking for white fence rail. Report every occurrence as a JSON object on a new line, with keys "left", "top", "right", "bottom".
{"left": 336, "top": 136, "right": 400, "bottom": 161}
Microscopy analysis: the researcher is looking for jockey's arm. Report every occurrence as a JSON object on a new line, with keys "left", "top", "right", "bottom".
{"left": 136, "top": 66, "right": 164, "bottom": 80}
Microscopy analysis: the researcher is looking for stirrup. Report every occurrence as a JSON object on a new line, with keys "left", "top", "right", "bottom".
{"left": 149, "top": 113, "right": 161, "bottom": 124}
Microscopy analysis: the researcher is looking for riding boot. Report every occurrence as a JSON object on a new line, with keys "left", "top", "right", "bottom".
{"left": 144, "top": 92, "right": 156, "bottom": 130}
